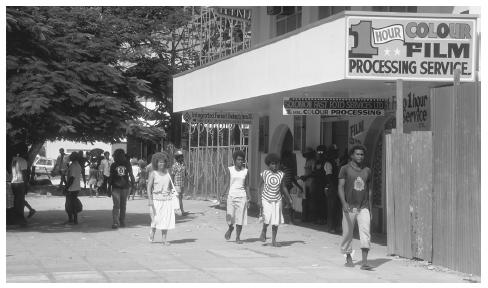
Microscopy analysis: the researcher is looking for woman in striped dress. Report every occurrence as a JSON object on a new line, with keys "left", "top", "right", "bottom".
{"left": 258, "top": 153, "right": 293, "bottom": 247}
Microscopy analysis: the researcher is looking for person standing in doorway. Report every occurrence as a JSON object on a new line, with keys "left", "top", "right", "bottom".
{"left": 258, "top": 153, "right": 292, "bottom": 247}
{"left": 299, "top": 148, "right": 316, "bottom": 222}
{"left": 327, "top": 144, "right": 342, "bottom": 233}
{"left": 109, "top": 149, "right": 135, "bottom": 229}
{"left": 223, "top": 150, "right": 249, "bottom": 244}
{"left": 147, "top": 152, "right": 176, "bottom": 245}
{"left": 312, "top": 145, "right": 328, "bottom": 225}
{"left": 338, "top": 144, "right": 373, "bottom": 270}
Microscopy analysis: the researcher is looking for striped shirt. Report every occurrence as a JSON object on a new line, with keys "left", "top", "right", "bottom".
{"left": 261, "top": 170, "right": 284, "bottom": 201}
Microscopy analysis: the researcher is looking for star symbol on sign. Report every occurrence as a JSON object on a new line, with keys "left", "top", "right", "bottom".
{"left": 394, "top": 48, "right": 401, "bottom": 56}
{"left": 384, "top": 48, "right": 391, "bottom": 56}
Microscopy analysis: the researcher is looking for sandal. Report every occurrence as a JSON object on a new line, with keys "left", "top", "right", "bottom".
{"left": 224, "top": 226, "right": 234, "bottom": 240}
{"left": 360, "top": 264, "right": 374, "bottom": 270}
{"left": 148, "top": 231, "right": 155, "bottom": 242}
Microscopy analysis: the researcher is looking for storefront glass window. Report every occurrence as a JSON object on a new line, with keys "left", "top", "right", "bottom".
{"left": 276, "top": 7, "right": 302, "bottom": 36}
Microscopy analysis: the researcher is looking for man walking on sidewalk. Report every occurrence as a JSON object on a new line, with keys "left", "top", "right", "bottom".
{"left": 338, "top": 144, "right": 374, "bottom": 270}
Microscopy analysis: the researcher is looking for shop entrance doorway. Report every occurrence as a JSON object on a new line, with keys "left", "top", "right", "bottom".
{"left": 332, "top": 121, "right": 349, "bottom": 160}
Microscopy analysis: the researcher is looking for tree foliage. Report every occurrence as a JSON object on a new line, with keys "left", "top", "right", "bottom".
{"left": 103, "top": 7, "right": 200, "bottom": 132}
{"left": 6, "top": 7, "right": 153, "bottom": 162}
{"left": 7, "top": 6, "right": 200, "bottom": 164}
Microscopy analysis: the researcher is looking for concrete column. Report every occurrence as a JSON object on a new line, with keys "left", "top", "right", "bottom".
{"left": 248, "top": 113, "right": 261, "bottom": 203}
{"left": 251, "top": 7, "right": 272, "bottom": 47}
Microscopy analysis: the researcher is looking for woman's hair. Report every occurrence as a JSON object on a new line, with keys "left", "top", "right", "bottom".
{"left": 264, "top": 153, "right": 280, "bottom": 166}
{"left": 113, "top": 149, "right": 126, "bottom": 163}
{"left": 151, "top": 151, "right": 170, "bottom": 171}
{"left": 232, "top": 150, "right": 246, "bottom": 161}
{"left": 349, "top": 144, "right": 367, "bottom": 156}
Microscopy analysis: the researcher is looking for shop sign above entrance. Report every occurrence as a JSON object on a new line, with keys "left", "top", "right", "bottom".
{"left": 182, "top": 111, "right": 253, "bottom": 124}
{"left": 345, "top": 15, "right": 477, "bottom": 81}
{"left": 283, "top": 98, "right": 386, "bottom": 116}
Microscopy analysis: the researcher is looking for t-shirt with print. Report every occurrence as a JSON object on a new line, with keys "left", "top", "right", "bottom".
{"left": 110, "top": 161, "right": 133, "bottom": 189}
{"left": 338, "top": 162, "right": 371, "bottom": 209}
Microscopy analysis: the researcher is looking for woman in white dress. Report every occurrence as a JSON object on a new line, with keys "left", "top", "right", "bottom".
{"left": 223, "top": 150, "right": 250, "bottom": 244}
{"left": 147, "top": 152, "right": 175, "bottom": 245}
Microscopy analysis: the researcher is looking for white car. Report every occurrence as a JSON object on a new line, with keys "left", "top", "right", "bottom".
{"left": 33, "top": 157, "right": 55, "bottom": 176}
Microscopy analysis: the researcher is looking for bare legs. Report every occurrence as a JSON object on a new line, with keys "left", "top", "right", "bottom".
{"left": 148, "top": 228, "right": 170, "bottom": 246}
{"left": 260, "top": 224, "right": 280, "bottom": 247}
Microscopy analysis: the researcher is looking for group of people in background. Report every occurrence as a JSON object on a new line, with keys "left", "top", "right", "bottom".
{"left": 53, "top": 148, "right": 150, "bottom": 199}
{"left": 50, "top": 148, "right": 187, "bottom": 230}
{"left": 300, "top": 144, "right": 345, "bottom": 233}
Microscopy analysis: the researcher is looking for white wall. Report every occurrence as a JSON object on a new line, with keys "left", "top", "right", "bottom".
{"left": 174, "top": 16, "right": 347, "bottom": 112}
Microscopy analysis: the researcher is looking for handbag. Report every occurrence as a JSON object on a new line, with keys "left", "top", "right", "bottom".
{"left": 64, "top": 195, "right": 83, "bottom": 213}
{"left": 168, "top": 175, "right": 182, "bottom": 216}
{"left": 75, "top": 198, "right": 83, "bottom": 213}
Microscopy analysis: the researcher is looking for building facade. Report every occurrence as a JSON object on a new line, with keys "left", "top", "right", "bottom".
{"left": 173, "top": 6, "right": 480, "bottom": 236}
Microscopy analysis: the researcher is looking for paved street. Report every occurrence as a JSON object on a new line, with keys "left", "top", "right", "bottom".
{"left": 6, "top": 191, "right": 476, "bottom": 283}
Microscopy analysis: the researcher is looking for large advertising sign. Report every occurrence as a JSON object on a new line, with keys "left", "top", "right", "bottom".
{"left": 346, "top": 16, "right": 477, "bottom": 81}
{"left": 182, "top": 111, "right": 253, "bottom": 124}
{"left": 283, "top": 98, "right": 386, "bottom": 116}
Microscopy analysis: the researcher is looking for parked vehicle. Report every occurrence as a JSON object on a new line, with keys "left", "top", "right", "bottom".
{"left": 33, "top": 157, "right": 55, "bottom": 176}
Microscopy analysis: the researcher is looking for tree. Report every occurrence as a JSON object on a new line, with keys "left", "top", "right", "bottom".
{"left": 7, "top": 7, "right": 152, "bottom": 165}
{"left": 102, "top": 7, "right": 201, "bottom": 145}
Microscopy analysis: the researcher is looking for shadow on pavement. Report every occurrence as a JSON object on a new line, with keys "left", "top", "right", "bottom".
{"left": 169, "top": 238, "right": 197, "bottom": 244}
{"left": 354, "top": 258, "right": 391, "bottom": 268}
{"left": 241, "top": 237, "right": 263, "bottom": 243}
{"left": 277, "top": 240, "right": 306, "bottom": 247}
{"left": 6, "top": 208, "right": 196, "bottom": 234}
{"left": 210, "top": 204, "right": 387, "bottom": 247}
{"left": 286, "top": 220, "right": 387, "bottom": 247}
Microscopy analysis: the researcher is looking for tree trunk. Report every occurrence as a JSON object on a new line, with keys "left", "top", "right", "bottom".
{"left": 28, "top": 141, "right": 45, "bottom": 167}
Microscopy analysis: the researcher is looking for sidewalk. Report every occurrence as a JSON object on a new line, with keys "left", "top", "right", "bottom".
{"left": 6, "top": 192, "right": 477, "bottom": 283}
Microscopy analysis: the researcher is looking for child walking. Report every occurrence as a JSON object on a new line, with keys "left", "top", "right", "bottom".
{"left": 258, "top": 153, "right": 292, "bottom": 247}
{"left": 147, "top": 152, "right": 176, "bottom": 245}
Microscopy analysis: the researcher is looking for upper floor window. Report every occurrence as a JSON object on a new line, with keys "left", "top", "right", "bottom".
{"left": 318, "top": 6, "right": 350, "bottom": 20}
{"left": 276, "top": 7, "right": 302, "bottom": 36}
{"left": 372, "top": 6, "right": 417, "bottom": 13}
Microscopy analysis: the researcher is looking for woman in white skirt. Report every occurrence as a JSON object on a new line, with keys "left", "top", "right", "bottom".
{"left": 258, "top": 153, "right": 293, "bottom": 247}
{"left": 147, "top": 152, "right": 175, "bottom": 245}
{"left": 223, "top": 150, "right": 250, "bottom": 244}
